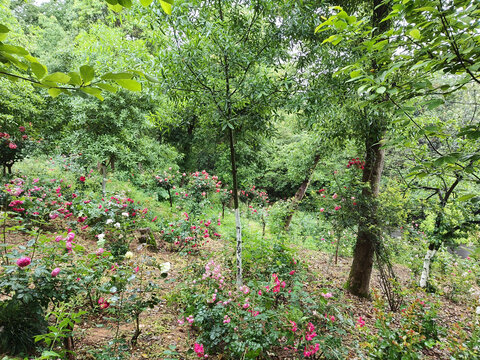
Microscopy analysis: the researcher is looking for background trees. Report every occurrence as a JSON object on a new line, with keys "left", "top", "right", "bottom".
{"left": 148, "top": 0, "right": 290, "bottom": 285}
{"left": 318, "top": 0, "right": 480, "bottom": 293}
{"left": 1, "top": 0, "right": 479, "bottom": 299}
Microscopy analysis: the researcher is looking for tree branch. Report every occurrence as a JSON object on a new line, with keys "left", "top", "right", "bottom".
{"left": 438, "top": 3, "right": 480, "bottom": 85}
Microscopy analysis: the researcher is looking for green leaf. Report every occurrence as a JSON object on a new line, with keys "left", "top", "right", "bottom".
{"left": 80, "top": 87, "right": 104, "bottom": 100}
{"left": 160, "top": 0, "right": 174, "bottom": 15}
{"left": 80, "top": 65, "right": 95, "bottom": 84}
{"left": 376, "top": 86, "right": 386, "bottom": 94}
{"left": 434, "top": 155, "right": 457, "bottom": 167}
{"left": 145, "top": 74, "right": 160, "bottom": 83}
{"left": 48, "top": 88, "right": 63, "bottom": 98}
{"left": 0, "top": 44, "right": 29, "bottom": 56}
{"left": 104, "top": 0, "right": 118, "bottom": 4}
{"left": 409, "top": 28, "right": 421, "bottom": 40}
{"left": 0, "top": 24, "right": 9, "bottom": 41}
{"left": 424, "top": 98, "right": 444, "bottom": 110}
{"left": 346, "top": 15, "right": 357, "bottom": 24}
{"left": 333, "top": 19, "right": 347, "bottom": 30}
{"left": 116, "top": 79, "right": 141, "bottom": 91}
{"left": 118, "top": 0, "right": 132, "bottom": 8}
{"left": 140, "top": 0, "right": 154, "bottom": 6}
{"left": 108, "top": 3, "right": 123, "bottom": 12}
{"left": 424, "top": 125, "right": 440, "bottom": 133}
{"left": 458, "top": 194, "right": 476, "bottom": 202}
{"left": 31, "top": 62, "right": 47, "bottom": 80}
{"left": 322, "top": 34, "right": 343, "bottom": 45}
{"left": 315, "top": 21, "right": 329, "bottom": 33}
{"left": 414, "top": 6, "right": 436, "bottom": 12}
{"left": 97, "top": 83, "right": 118, "bottom": 93}
{"left": 350, "top": 70, "right": 362, "bottom": 79}
{"left": 43, "top": 72, "right": 71, "bottom": 84}
{"left": 1, "top": 52, "right": 29, "bottom": 70}
{"left": 101, "top": 72, "right": 133, "bottom": 80}
{"left": 68, "top": 72, "right": 82, "bottom": 86}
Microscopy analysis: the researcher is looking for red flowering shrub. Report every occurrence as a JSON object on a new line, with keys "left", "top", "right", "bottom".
{"left": 0, "top": 124, "right": 35, "bottom": 175}
{"left": 158, "top": 211, "right": 221, "bottom": 253}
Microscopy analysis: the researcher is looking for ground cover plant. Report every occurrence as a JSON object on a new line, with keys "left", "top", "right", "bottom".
{"left": 1, "top": 156, "right": 479, "bottom": 359}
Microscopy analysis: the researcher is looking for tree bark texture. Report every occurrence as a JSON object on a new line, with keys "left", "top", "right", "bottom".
{"left": 347, "top": 129, "right": 385, "bottom": 297}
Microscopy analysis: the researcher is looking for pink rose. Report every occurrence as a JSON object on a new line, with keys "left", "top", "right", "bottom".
{"left": 16, "top": 257, "right": 31, "bottom": 268}
{"left": 51, "top": 267, "right": 61, "bottom": 277}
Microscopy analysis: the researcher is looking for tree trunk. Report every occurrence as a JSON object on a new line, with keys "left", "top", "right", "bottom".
{"left": 284, "top": 154, "right": 321, "bottom": 230}
{"left": 347, "top": 129, "right": 385, "bottom": 297}
{"left": 63, "top": 323, "right": 75, "bottom": 360}
{"left": 229, "top": 128, "right": 242, "bottom": 288}
{"left": 347, "top": 0, "right": 390, "bottom": 298}
{"left": 110, "top": 155, "right": 115, "bottom": 171}
{"left": 167, "top": 187, "right": 173, "bottom": 207}
{"left": 419, "top": 175, "right": 461, "bottom": 288}
{"left": 419, "top": 247, "right": 437, "bottom": 288}
{"left": 101, "top": 162, "right": 107, "bottom": 196}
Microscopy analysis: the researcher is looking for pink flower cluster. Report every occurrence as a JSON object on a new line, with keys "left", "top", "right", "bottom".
{"left": 305, "top": 322, "right": 317, "bottom": 341}
{"left": 194, "top": 343, "right": 207, "bottom": 358}
{"left": 304, "top": 343, "right": 320, "bottom": 358}
{"left": 321, "top": 292, "right": 333, "bottom": 299}
{"left": 202, "top": 260, "right": 224, "bottom": 287}
{"left": 270, "top": 273, "right": 286, "bottom": 293}
{"left": 357, "top": 316, "right": 365, "bottom": 328}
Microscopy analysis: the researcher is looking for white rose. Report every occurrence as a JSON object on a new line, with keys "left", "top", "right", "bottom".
{"left": 122, "top": 212, "right": 129, "bottom": 217}
{"left": 106, "top": 219, "right": 113, "bottom": 225}
{"left": 114, "top": 222, "right": 121, "bottom": 229}
{"left": 124, "top": 251, "right": 134, "bottom": 259}
{"left": 159, "top": 262, "right": 171, "bottom": 273}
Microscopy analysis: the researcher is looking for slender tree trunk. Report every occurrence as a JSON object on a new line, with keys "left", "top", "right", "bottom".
{"left": 420, "top": 247, "right": 437, "bottom": 288}
{"left": 229, "top": 128, "right": 242, "bottom": 287}
{"left": 63, "top": 323, "right": 75, "bottom": 360}
{"left": 284, "top": 154, "right": 321, "bottom": 230}
{"left": 110, "top": 155, "right": 115, "bottom": 171}
{"left": 334, "top": 227, "right": 342, "bottom": 265}
{"left": 419, "top": 175, "right": 461, "bottom": 288}
{"left": 101, "top": 162, "right": 107, "bottom": 196}
{"left": 167, "top": 187, "right": 173, "bottom": 207}
{"left": 347, "top": 129, "right": 385, "bottom": 297}
{"left": 218, "top": 0, "right": 242, "bottom": 287}
{"left": 262, "top": 214, "right": 266, "bottom": 237}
